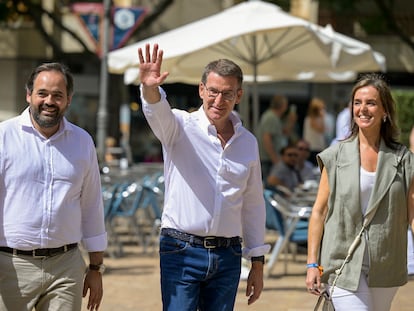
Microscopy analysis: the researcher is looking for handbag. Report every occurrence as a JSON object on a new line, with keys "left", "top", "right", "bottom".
{"left": 313, "top": 289, "right": 335, "bottom": 311}
{"left": 313, "top": 207, "right": 379, "bottom": 311}
{"left": 312, "top": 220, "right": 370, "bottom": 311}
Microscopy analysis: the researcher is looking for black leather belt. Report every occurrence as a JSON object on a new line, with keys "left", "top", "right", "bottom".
{"left": 161, "top": 228, "right": 241, "bottom": 249}
{"left": 0, "top": 243, "right": 78, "bottom": 258}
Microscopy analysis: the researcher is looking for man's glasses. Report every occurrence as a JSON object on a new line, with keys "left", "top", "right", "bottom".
{"left": 203, "top": 85, "right": 237, "bottom": 102}
{"left": 297, "top": 147, "right": 310, "bottom": 152}
{"left": 285, "top": 153, "right": 299, "bottom": 157}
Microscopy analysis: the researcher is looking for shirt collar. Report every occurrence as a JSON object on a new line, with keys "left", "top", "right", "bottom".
{"left": 19, "top": 107, "right": 71, "bottom": 138}
{"left": 193, "top": 106, "right": 242, "bottom": 135}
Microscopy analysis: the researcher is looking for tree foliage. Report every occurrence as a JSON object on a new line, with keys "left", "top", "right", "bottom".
{"left": 319, "top": 0, "right": 414, "bottom": 52}
{"left": 2, "top": 0, "right": 412, "bottom": 58}
{"left": 393, "top": 90, "right": 414, "bottom": 146}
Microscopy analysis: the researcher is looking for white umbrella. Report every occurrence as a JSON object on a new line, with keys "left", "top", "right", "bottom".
{"left": 108, "top": 0, "right": 385, "bottom": 130}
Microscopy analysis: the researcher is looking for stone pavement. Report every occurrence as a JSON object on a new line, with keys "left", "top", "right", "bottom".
{"left": 82, "top": 242, "right": 414, "bottom": 311}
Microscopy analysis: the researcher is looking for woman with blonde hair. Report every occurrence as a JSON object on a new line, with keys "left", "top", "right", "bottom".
{"left": 303, "top": 97, "right": 327, "bottom": 164}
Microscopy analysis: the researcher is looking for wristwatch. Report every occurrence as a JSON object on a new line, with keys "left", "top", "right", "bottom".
{"left": 251, "top": 256, "right": 265, "bottom": 264}
{"left": 89, "top": 263, "right": 106, "bottom": 274}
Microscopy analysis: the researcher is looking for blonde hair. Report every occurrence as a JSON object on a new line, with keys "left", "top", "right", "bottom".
{"left": 307, "top": 98, "right": 325, "bottom": 117}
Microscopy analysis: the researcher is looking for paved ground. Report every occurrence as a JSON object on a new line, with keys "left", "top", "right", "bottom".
{"left": 82, "top": 239, "right": 414, "bottom": 311}
{"left": 94, "top": 166, "right": 413, "bottom": 310}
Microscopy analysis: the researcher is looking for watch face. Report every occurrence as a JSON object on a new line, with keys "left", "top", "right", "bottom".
{"left": 98, "top": 264, "right": 106, "bottom": 274}
{"left": 90, "top": 264, "right": 106, "bottom": 274}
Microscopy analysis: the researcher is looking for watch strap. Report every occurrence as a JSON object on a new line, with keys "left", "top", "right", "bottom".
{"left": 251, "top": 255, "right": 265, "bottom": 264}
{"left": 89, "top": 263, "right": 105, "bottom": 274}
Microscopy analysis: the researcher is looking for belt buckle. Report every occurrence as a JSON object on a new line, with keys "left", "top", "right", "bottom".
{"left": 32, "top": 250, "right": 47, "bottom": 258}
{"left": 203, "top": 237, "right": 217, "bottom": 249}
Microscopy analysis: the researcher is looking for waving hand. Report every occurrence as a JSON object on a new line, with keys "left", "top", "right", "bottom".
{"left": 138, "top": 44, "right": 169, "bottom": 94}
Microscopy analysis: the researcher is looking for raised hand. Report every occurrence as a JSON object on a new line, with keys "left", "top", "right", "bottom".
{"left": 138, "top": 43, "right": 169, "bottom": 88}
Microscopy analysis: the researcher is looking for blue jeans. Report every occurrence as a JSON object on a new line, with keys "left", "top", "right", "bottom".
{"left": 159, "top": 235, "right": 242, "bottom": 311}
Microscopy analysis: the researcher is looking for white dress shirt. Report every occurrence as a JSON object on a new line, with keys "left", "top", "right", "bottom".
{"left": 142, "top": 87, "right": 269, "bottom": 258}
{"left": 331, "top": 107, "right": 352, "bottom": 145}
{"left": 0, "top": 108, "right": 107, "bottom": 252}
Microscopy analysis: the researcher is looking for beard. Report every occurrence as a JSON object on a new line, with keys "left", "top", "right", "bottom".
{"left": 30, "top": 104, "right": 64, "bottom": 129}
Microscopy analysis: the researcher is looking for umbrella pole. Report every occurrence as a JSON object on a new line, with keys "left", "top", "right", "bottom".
{"left": 252, "top": 73, "right": 259, "bottom": 134}
{"left": 252, "top": 35, "right": 259, "bottom": 134}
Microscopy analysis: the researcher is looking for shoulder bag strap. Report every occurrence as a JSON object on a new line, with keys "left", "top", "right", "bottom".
{"left": 329, "top": 144, "right": 407, "bottom": 296}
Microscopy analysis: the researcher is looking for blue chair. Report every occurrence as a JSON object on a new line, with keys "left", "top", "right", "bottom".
{"left": 140, "top": 173, "right": 164, "bottom": 252}
{"left": 264, "top": 188, "right": 311, "bottom": 277}
{"left": 107, "top": 171, "right": 164, "bottom": 253}
{"left": 102, "top": 182, "right": 125, "bottom": 258}
{"left": 107, "top": 180, "right": 150, "bottom": 249}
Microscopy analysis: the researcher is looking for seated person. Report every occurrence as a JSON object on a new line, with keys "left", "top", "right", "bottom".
{"left": 295, "top": 139, "right": 318, "bottom": 182}
{"left": 266, "top": 144, "right": 302, "bottom": 195}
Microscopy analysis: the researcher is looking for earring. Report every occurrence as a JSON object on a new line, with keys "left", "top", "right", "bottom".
{"left": 383, "top": 115, "right": 387, "bottom": 123}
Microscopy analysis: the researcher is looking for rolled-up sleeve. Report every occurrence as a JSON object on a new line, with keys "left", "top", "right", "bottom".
{"left": 80, "top": 142, "right": 108, "bottom": 252}
{"left": 241, "top": 155, "right": 270, "bottom": 259}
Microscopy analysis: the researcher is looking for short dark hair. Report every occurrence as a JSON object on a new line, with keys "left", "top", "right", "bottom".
{"left": 201, "top": 59, "right": 243, "bottom": 88}
{"left": 270, "top": 95, "right": 287, "bottom": 109}
{"left": 281, "top": 144, "right": 298, "bottom": 155}
{"left": 25, "top": 62, "right": 74, "bottom": 96}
